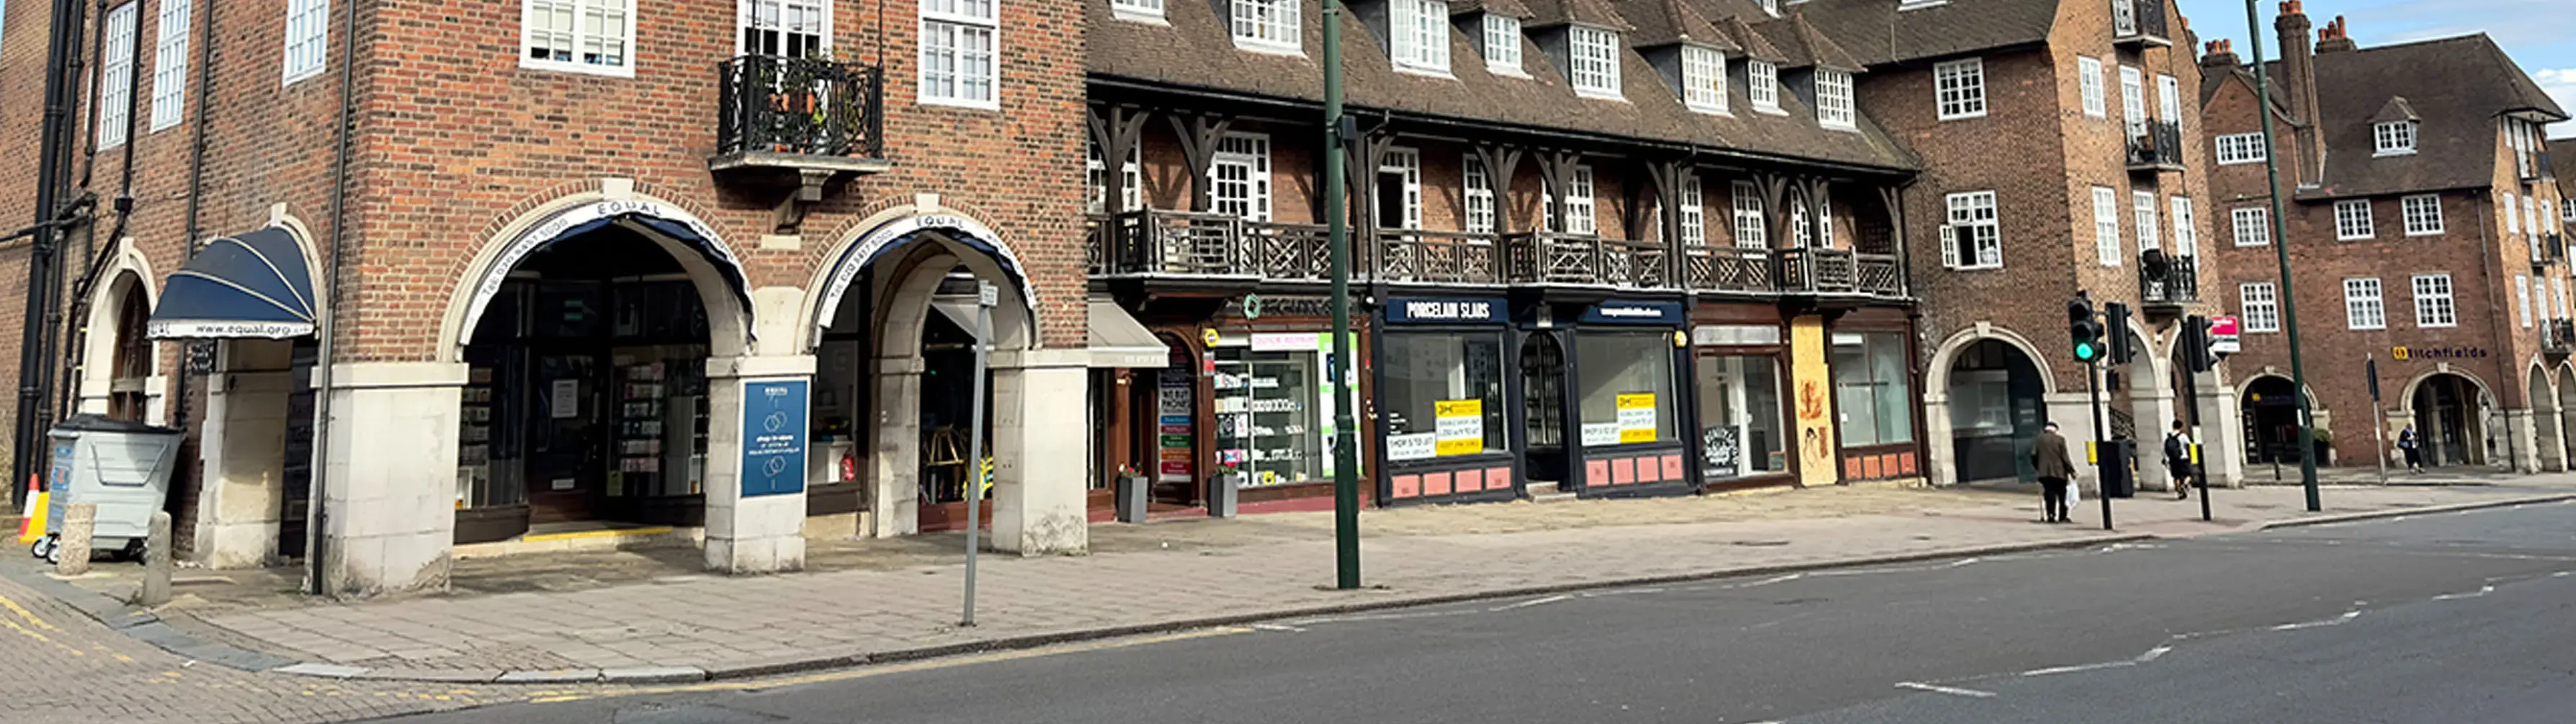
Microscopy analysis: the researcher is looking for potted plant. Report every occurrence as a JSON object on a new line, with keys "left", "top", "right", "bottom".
{"left": 1209, "top": 463, "right": 1245, "bottom": 519}
{"left": 1114, "top": 462, "right": 1153, "bottom": 524}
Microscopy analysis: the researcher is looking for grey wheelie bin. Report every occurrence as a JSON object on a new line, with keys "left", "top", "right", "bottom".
{"left": 31, "top": 415, "right": 184, "bottom": 563}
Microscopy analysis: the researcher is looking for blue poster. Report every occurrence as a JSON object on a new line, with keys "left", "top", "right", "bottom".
{"left": 741, "top": 380, "right": 810, "bottom": 497}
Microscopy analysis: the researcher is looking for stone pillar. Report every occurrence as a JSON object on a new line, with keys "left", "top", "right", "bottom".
{"left": 988, "top": 349, "right": 1090, "bottom": 555}
{"left": 1920, "top": 391, "right": 1956, "bottom": 487}
{"left": 2130, "top": 385, "right": 2181, "bottom": 492}
{"left": 2535, "top": 407, "right": 2567, "bottom": 472}
{"left": 2196, "top": 369, "right": 2245, "bottom": 488}
{"left": 2505, "top": 408, "right": 2541, "bottom": 473}
{"left": 191, "top": 344, "right": 293, "bottom": 569}
{"left": 869, "top": 355, "right": 923, "bottom": 538}
{"left": 704, "top": 354, "right": 816, "bottom": 574}
{"left": 317, "top": 362, "right": 466, "bottom": 598}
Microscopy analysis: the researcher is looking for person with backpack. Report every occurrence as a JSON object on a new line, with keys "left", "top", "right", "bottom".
{"left": 2398, "top": 424, "right": 2423, "bottom": 472}
{"left": 2164, "top": 419, "right": 2194, "bottom": 501}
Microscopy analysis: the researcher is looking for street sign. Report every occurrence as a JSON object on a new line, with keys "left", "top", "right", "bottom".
{"left": 2208, "top": 316, "right": 2241, "bottom": 354}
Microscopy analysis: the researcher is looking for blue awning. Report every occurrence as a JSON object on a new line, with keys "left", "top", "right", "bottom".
{"left": 147, "top": 227, "right": 319, "bottom": 339}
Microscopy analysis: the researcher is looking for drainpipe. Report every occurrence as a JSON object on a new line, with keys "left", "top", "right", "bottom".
{"left": 58, "top": 0, "right": 149, "bottom": 423}
{"left": 9, "top": 0, "right": 90, "bottom": 505}
{"left": 307, "top": 0, "right": 363, "bottom": 595}
{"left": 171, "top": 0, "right": 218, "bottom": 430}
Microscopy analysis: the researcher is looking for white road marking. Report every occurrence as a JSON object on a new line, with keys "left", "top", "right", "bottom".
{"left": 1250, "top": 623, "right": 1307, "bottom": 633}
{"left": 2020, "top": 661, "right": 2134, "bottom": 676}
{"left": 2272, "top": 611, "right": 2362, "bottom": 630}
{"left": 2135, "top": 645, "right": 2173, "bottom": 663}
{"left": 1489, "top": 594, "right": 1571, "bottom": 612}
{"left": 2430, "top": 585, "right": 2495, "bottom": 601}
{"left": 1896, "top": 681, "right": 1998, "bottom": 698}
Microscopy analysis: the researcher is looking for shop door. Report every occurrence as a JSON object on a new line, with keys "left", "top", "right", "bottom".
{"left": 276, "top": 337, "right": 319, "bottom": 559}
{"left": 1519, "top": 332, "right": 1567, "bottom": 484}
{"left": 525, "top": 351, "right": 606, "bottom": 524}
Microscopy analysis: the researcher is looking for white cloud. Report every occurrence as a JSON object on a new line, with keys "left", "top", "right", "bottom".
{"left": 2538, "top": 68, "right": 2576, "bottom": 138}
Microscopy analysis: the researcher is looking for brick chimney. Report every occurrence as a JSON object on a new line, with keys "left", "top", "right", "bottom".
{"left": 2275, "top": 0, "right": 2325, "bottom": 180}
{"left": 2317, "top": 15, "right": 2358, "bottom": 53}
{"left": 2201, "top": 39, "right": 2240, "bottom": 68}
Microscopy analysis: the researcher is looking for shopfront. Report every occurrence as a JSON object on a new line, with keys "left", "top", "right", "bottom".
{"left": 1546, "top": 300, "right": 1692, "bottom": 499}
{"left": 1691, "top": 308, "right": 1795, "bottom": 491}
{"left": 1377, "top": 297, "right": 1516, "bottom": 504}
{"left": 1828, "top": 308, "right": 1920, "bottom": 482}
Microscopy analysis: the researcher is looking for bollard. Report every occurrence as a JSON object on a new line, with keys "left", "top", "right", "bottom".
{"left": 55, "top": 503, "right": 95, "bottom": 576}
{"left": 140, "top": 511, "right": 173, "bottom": 607}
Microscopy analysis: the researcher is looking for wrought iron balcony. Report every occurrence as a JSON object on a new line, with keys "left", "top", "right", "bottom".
{"left": 1502, "top": 232, "right": 1671, "bottom": 289}
{"left": 1096, "top": 208, "right": 1256, "bottom": 278}
{"left": 2126, "top": 120, "right": 2186, "bottom": 172}
{"left": 2112, "top": 0, "right": 2171, "bottom": 46}
{"left": 1377, "top": 229, "right": 1503, "bottom": 285}
{"left": 1682, "top": 246, "right": 1773, "bottom": 293}
{"left": 1774, "top": 247, "right": 1858, "bottom": 295}
{"left": 2536, "top": 231, "right": 2566, "bottom": 269}
{"left": 710, "top": 54, "right": 890, "bottom": 231}
{"left": 2139, "top": 250, "right": 2199, "bottom": 307}
{"left": 2547, "top": 320, "right": 2576, "bottom": 359}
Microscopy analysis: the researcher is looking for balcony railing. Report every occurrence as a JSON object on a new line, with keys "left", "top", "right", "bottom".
{"left": 1855, "top": 254, "right": 1905, "bottom": 297}
{"left": 1248, "top": 221, "right": 1331, "bottom": 282}
{"left": 1775, "top": 247, "right": 1859, "bottom": 294}
{"left": 2546, "top": 320, "right": 2576, "bottom": 357}
{"left": 2127, "top": 120, "right": 2186, "bottom": 171}
{"left": 1378, "top": 229, "right": 1503, "bottom": 285}
{"left": 1683, "top": 246, "right": 1774, "bottom": 293}
{"left": 2112, "top": 0, "right": 2170, "bottom": 44}
{"left": 1501, "top": 232, "right": 1671, "bottom": 289}
{"left": 1098, "top": 208, "right": 1254, "bottom": 277}
{"left": 2536, "top": 232, "right": 2566, "bottom": 268}
{"left": 2140, "top": 251, "right": 2199, "bottom": 305}
{"left": 715, "top": 55, "right": 886, "bottom": 161}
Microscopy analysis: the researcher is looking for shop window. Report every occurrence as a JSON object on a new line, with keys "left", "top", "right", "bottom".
{"left": 1214, "top": 344, "right": 1327, "bottom": 486}
{"left": 1576, "top": 331, "right": 1676, "bottom": 447}
{"left": 1696, "top": 354, "right": 1786, "bottom": 478}
{"left": 1831, "top": 331, "right": 1913, "bottom": 447}
{"left": 1383, "top": 331, "right": 1509, "bottom": 460}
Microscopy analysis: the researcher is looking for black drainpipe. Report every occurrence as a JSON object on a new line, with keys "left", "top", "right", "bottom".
{"left": 58, "top": 0, "right": 150, "bottom": 423}
{"left": 171, "top": 0, "right": 219, "bottom": 440}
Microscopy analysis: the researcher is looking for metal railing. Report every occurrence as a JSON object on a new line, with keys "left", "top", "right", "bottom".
{"left": 1099, "top": 208, "right": 1253, "bottom": 277}
{"left": 1683, "top": 246, "right": 1773, "bottom": 292}
{"left": 1775, "top": 247, "right": 1858, "bottom": 294}
{"left": 2127, "top": 120, "right": 2186, "bottom": 170}
{"left": 2113, "top": 0, "right": 2168, "bottom": 41}
{"left": 715, "top": 55, "right": 885, "bottom": 159}
{"left": 2539, "top": 232, "right": 2567, "bottom": 267}
{"left": 2547, "top": 320, "right": 2576, "bottom": 357}
{"left": 2140, "top": 251, "right": 2199, "bottom": 304}
{"left": 1377, "top": 229, "right": 1502, "bottom": 285}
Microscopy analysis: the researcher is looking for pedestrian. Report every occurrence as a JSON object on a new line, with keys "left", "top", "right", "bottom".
{"left": 2031, "top": 421, "right": 2078, "bottom": 524}
{"left": 2164, "top": 419, "right": 2194, "bottom": 501}
{"left": 2399, "top": 424, "right": 2423, "bottom": 472}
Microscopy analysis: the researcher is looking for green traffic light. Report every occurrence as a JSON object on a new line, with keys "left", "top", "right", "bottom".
{"left": 2074, "top": 341, "right": 2099, "bottom": 361}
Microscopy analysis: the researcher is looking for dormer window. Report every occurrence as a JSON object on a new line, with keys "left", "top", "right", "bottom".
{"left": 1568, "top": 25, "right": 1622, "bottom": 99}
{"left": 1757, "top": 0, "right": 1779, "bottom": 17}
{"left": 1231, "top": 0, "right": 1300, "bottom": 54}
{"left": 1389, "top": 0, "right": 1449, "bottom": 74}
{"left": 1815, "top": 68, "right": 1855, "bottom": 128}
{"left": 1109, "top": 0, "right": 1163, "bottom": 22}
{"left": 1482, "top": 15, "right": 1523, "bottom": 75}
{"left": 1681, "top": 45, "right": 1727, "bottom": 115}
{"left": 2372, "top": 120, "right": 2416, "bottom": 156}
{"left": 1748, "top": 60, "right": 1779, "bottom": 112}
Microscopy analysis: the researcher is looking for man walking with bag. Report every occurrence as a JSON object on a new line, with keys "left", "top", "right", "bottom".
{"left": 2032, "top": 421, "right": 2078, "bottom": 524}
{"left": 2165, "top": 419, "right": 2195, "bottom": 501}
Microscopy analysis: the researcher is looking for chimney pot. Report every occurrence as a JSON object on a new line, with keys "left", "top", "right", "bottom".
{"left": 2281, "top": 0, "right": 2300, "bottom": 14}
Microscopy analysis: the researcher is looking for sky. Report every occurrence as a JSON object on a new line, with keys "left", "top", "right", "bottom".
{"left": 2175, "top": 0, "right": 2576, "bottom": 138}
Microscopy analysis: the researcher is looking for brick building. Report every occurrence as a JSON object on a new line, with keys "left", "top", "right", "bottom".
{"left": 1803, "top": 0, "right": 2230, "bottom": 488}
{"left": 0, "top": 0, "right": 1109, "bottom": 596}
{"left": 2196, "top": 4, "right": 2569, "bottom": 472}
{"left": 1086, "top": 0, "right": 1925, "bottom": 509}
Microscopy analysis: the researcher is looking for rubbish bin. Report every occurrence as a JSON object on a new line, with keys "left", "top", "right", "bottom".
{"left": 32, "top": 415, "right": 184, "bottom": 563}
{"left": 2098, "top": 439, "right": 2137, "bottom": 499}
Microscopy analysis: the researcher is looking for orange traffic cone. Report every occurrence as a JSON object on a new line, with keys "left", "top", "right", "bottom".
{"left": 16, "top": 475, "right": 46, "bottom": 545}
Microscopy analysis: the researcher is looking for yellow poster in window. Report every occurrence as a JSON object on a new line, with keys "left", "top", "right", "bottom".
{"left": 1616, "top": 393, "right": 1657, "bottom": 444}
{"left": 1434, "top": 399, "right": 1484, "bottom": 456}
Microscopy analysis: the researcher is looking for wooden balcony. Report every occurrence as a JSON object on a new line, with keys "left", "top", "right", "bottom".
{"left": 1248, "top": 221, "right": 1331, "bottom": 282}
{"left": 1377, "top": 229, "right": 1503, "bottom": 286}
{"left": 1682, "top": 246, "right": 1774, "bottom": 294}
{"left": 1502, "top": 232, "right": 1671, "bottom": 290}
{"left": 1775, "top": 247, "right": 1857, "bottom": 295}
{"left": 1094, "top": 208, "right": 1256, "bottom": 279}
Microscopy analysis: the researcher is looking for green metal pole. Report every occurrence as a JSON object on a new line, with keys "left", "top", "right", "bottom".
{"left": 1324, "top": 0, "right": 1361, "bottom": 589}
{"left": 2242, "top": 0, "right": 2322, "bottom": 511}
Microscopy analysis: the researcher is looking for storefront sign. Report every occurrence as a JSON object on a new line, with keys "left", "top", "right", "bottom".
{"left": 1251, "top": 332, "right": 1322, "bottom": 352}
{"left": 1434, "top": 399, "right": 1484, "bottom": 456}
{"left": 739, "top": 380, "right": 809, "bottom": 497}
{"left": 2391, "top": 346, "right": 2487, "bottom": 361}
{"left": 1616, "top": 393, "right": 1658, "bottom": 444}
{"left": 1581, "top": 423, "right": 1621, "bottom": 447}
{"left": 1580, "top": 301, "right": 1685, "bottom": 326}
{"left": 468, "top": 199, "right": 746, "bottom": 347}
{"left": 2207, "top": 316, "right": 2240, "bottom": 354}
{"left": 1224, "top": 295, "right": 1335, "bottom": 319}
{"left": 1385, "top": 298, "right": 1506, "bottom": 324}
{"left": 549, "top": 380, "right": 580, "bottom": 419}
{"left": 1704, "top": 425, "right": 1741, "bottom": 478}
{"left": 1694, "top": 324, "right": 1782, "bottom": 347}
{"left": 1158, "top": 369, "right": 1195, "bottom": 483}
{"left": 1387, "top": 433, "right": 1437, "bottom": 461}
{"left": 813, "top": 211, "right": 1038, "bottom": 346}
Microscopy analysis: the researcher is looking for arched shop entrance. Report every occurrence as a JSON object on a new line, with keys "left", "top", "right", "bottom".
{"left": 1946, "top": 339, "right": 2047, "bottom": 483}
{"left": 450, "top": 213, "right": 751, "bottom": 542}
{"left": 2407, "top": 372, "right": 2492, "bottom": 468}
{"left": 2240, "top": 375, "right": 2305, "bottom": 464}
{"left": 2558, "top": 361, "right": 2576, "bottom": 465}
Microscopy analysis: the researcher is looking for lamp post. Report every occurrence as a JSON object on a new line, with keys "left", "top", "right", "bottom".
{"left": 2241, "top": 0, "right": 2323, "bottom": 511}
{"left": 1323, "top": 0, "right": 1361, "bottom": 590}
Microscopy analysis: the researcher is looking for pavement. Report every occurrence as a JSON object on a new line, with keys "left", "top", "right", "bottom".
{"left": 2, "top": 475, "right": 2572, "bottom": 722}
{"left": 375, "top": 495, "right": 2576, "bottom": 723}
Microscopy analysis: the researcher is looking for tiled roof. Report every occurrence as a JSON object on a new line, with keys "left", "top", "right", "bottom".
{"left": 1086, "top": 0, "right": 1918, "bottom": 172}
{"left": 2284, "top": 35, "right": 2570, "bottom": 199}
{"left": 1714, "top": 14, "right": 1791, "bottom": 63}
{"left": 1452, "top": 0, "right": 1538, "bottom": 19}
{"left": 1526, "top": 0, "right": 1638, "bottom": 30}
{"left": 1790, "top": 0, "right": 2059, "bottom": 67}
{"left": 1624, "top": 0, "right": 1732, "bottom": 49}
{"left": 1753, "top": 14, "right": 1866, "bottom": 71}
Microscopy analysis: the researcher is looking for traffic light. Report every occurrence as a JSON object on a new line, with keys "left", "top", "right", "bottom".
{"left": 2181, "top": 315, "right": 2215, "bottom": 373}
{"left": 2104, "top": 302, "right": 2134, "bottom": 365}
{"left": 2068, "top": 294, "right": 2103, "bottom": 363}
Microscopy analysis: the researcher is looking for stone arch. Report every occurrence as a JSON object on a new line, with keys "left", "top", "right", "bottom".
{"left": 2398, "top": 367, "right": 2499, "bottom": 468}
{"left": 2395, "top": 366, "right": 2495, "bottom": 414}
{"left": 2233, "top": 371, "right": 2320, "bottom": 404}
{"left": 1924, "top": 323, "right": 2060, "bottom": 396}
{"left": 74, "top": 239, "right": 164, "bottom": 421}
{"left": 799, "top": 202, "right": 1042, "bottom": 355}
{"left": 2527, "top": 362, "right": 2564, "bottom": 471}
{"left": 437, "top": 189, "right": 756, "bottom": 363}
{"left": 2557, "top": 360, "right": 2576, "bottom": 464}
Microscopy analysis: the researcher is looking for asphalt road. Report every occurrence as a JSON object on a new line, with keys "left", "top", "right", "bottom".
{"left": 378, "top": 499, "right": 2576, "bottom": 724}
